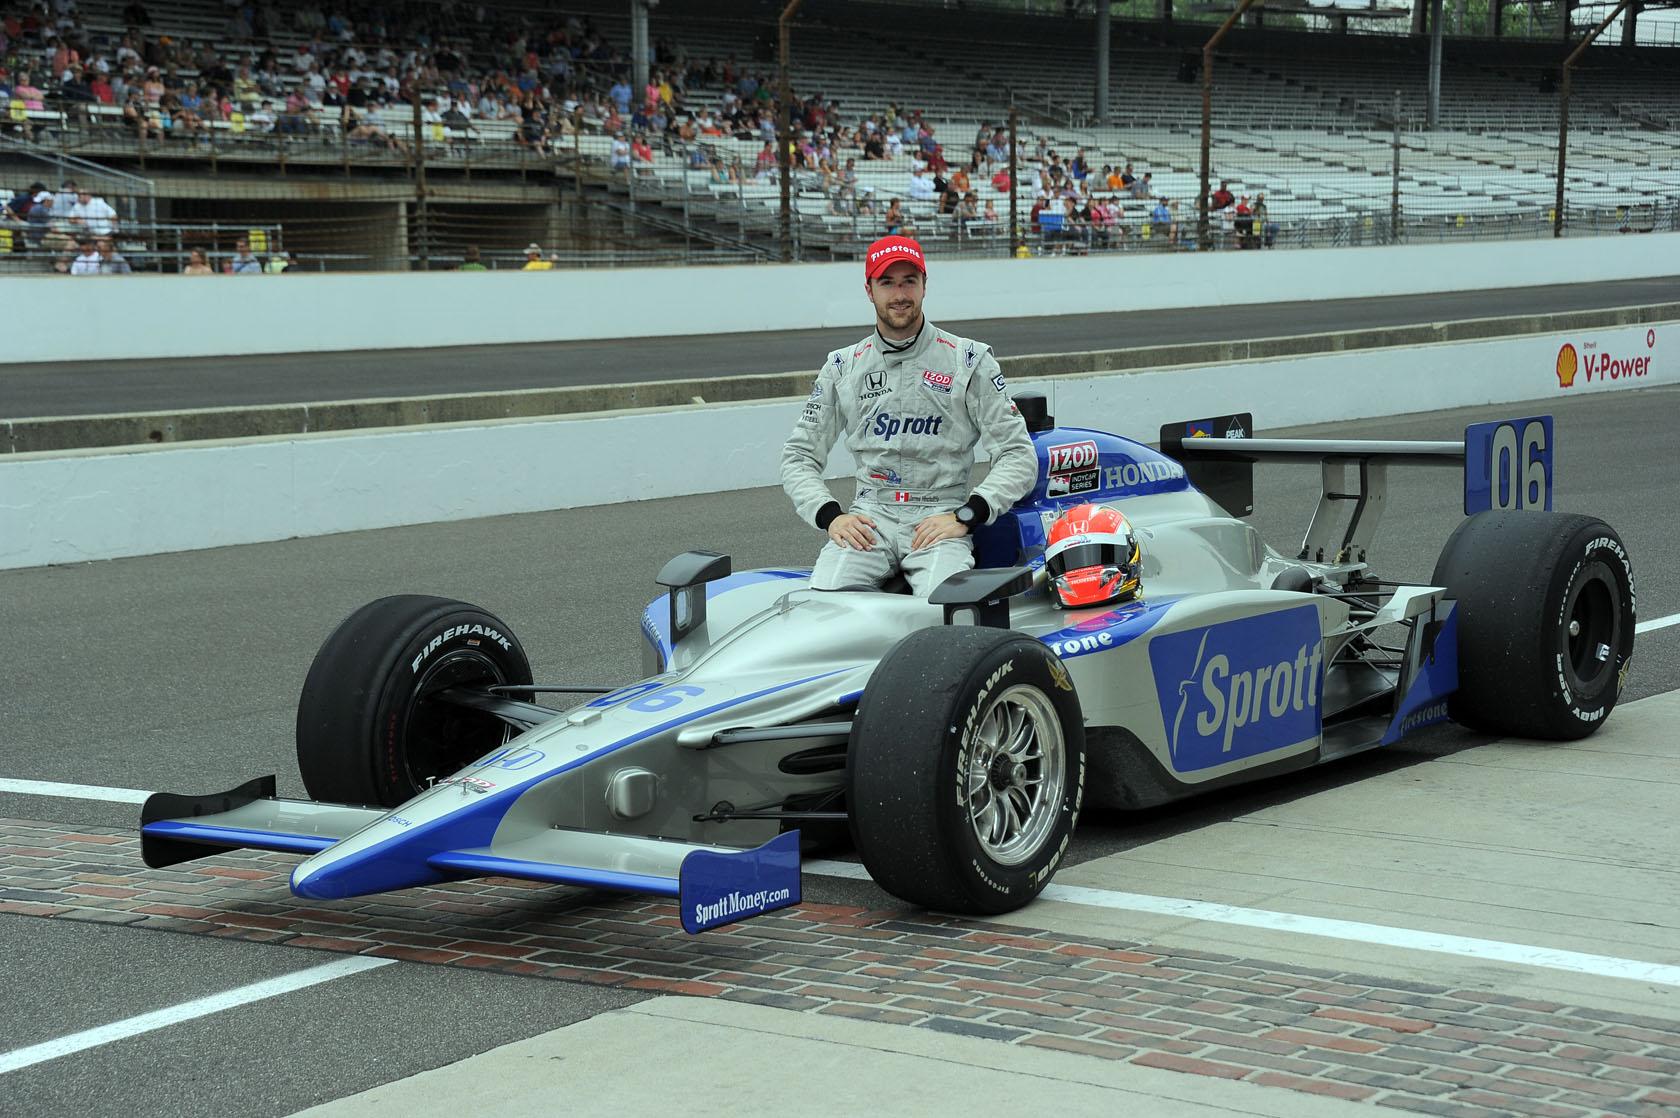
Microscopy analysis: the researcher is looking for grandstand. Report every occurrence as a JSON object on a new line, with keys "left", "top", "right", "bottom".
{"left": 1, "top": 0, "right": 1675, "bottom": 271}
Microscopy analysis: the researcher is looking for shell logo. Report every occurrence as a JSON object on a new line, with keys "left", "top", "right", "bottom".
{"left": 1556, "top": 343, "right": 1579, "bottom": 388}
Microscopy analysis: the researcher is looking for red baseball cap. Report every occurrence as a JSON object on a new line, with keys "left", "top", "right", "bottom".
{"left": 864, "top": 236, "right": 926, "bottom": 281}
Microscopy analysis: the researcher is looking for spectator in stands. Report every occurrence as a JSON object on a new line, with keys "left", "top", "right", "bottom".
{"left": 883, "top": 198, "right": 910, "bottom": 236}
{"left": 984, "top": 128, "right": 1008, "bottom": 166}
{"left": 348, "top": 108, "right": 405, "bottom": 153}
{"left": 521, "top": 243, "right": 553, "bottom": 271}
{"left": 98, "top": 237, "right": 132, "bottom": 274}
{"left": 990, "top": 166, "right": 1011, "bottom": 195}
{"left": 1069, "top": 149, "right": 1089, "bottom": 183}
{"left": 1236, "top": 196, "right": 1256, "bottom": 249}
{"left": 229, "top": 238, "right": 263, "bottom": 274}
{"left": 982, "top": 198, "right": 998, "bottom": 225}
{"left": 632, "top": 134, "right": 654, "bottom": 165}
{"left": 122, "top": 89, "right": 164, "bottom": 140}
{"left": 458, "top": 245, "right": 487, "bottom": 272}
{"left": 908, "top": 168, "right": 936, "bottom": 204}
{"left": 1130, "top": 173, "right": 1152, "bottom": 200}
{"left": 1255, "top": 195, "right": 1276, "bottom": 249}
{"left": 70, "top": 237, "right": 101, "bottom": 274}
{"left": 1088, "top": 196, "right": 1112, "bottom": 249}
{"left": 67, "top": 188, "right": 117, "bottom": 237}
{"left": 1209, "top": 180, "right": 1234, "bottom": 211}
{"left": 247, "top": 100, "right": 278, "bottom": 134}
{"left": 182, "top": 248, "right": 214, "bottom": 275}
{"left": 1150, "top": 197, "right": 1173, "bottom": 243}
{"left": 265, "top": 252, "right": 294, "bottom": 274}
{"left": 610, "top": 133, "right": 631, "bottom": 173}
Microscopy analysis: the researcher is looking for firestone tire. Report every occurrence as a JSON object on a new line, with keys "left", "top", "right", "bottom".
{"left": 1431, "top": 511, "right": 1634, "bottom": 740}
{"left": 296, "top": 595, "right": 532, "bottom": 806}
{"left": 847, "top": 627, "right": 1085, "bottom": 915}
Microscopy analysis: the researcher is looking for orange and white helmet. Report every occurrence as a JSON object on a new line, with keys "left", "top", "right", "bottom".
{"left": 1044, "top": 504, "right": 1142, "bottom": 610}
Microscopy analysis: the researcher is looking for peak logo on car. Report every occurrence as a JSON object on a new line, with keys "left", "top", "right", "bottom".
{"left": 1148, "top": 607, "right": 1323, "bottom": 772}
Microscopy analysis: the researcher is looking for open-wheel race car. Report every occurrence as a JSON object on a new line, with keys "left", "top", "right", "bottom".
{"left": 142, "top": 397, "right": 1636, "bottom": 932}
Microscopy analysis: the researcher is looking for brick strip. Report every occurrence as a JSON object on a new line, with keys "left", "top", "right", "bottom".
{"left": 2, "top": 818, "right": 1677, "bottom": 1117}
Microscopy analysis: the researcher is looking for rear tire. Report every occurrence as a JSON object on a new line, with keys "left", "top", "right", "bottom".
{"left": 296, "top": 596, "right": 532, "bottom": 805}
{"left": 847, "top": 627, "right": 1085, "bottom": 915}
{"left": 1431, "top": 512, "right": 1634, "bottom": 740}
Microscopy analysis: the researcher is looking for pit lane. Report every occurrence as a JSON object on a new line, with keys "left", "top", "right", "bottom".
{"left": 2, "top": 385, "right": 1677, "bottom": 1117}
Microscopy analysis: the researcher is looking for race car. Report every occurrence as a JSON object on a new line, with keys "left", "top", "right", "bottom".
{"left": 141, "top": 397, "right": 1636, "bottom": 933}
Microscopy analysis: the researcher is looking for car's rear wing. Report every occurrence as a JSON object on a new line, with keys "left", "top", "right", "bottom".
{"left": 1160, "top": 413, "right": 1555, "bottom": 565}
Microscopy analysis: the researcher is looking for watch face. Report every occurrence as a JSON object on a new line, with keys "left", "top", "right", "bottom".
{"left": 956, "top": 506, "right": 976, "bottom": 524}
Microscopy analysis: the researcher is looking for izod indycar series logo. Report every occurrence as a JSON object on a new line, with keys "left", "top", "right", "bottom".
{"left": 1046, "top": 440, "right": 1099, "bottom": 474}
{"left": 921, "top": 369, "right": 953, "bottom": 394}
{"left": 1045, "top": 440, "right": 1100, "bottom": 498}
{"left": 1148, "top": 606, "right": 1324, "bottom": 772}
{"left": 1556, "top": 332, "right": 1655, "bottom": 389}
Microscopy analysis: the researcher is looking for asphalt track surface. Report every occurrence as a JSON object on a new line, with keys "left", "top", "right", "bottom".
{"left": 2, "top": 275, "right": 1677, "bottom": 418}
{"left": 1, "top": 381, "right": 1676, "bottom": 1116}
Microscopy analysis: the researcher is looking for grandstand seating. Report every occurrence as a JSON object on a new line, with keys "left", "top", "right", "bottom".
{"left": 4, "top": 0, "right": 1674, "bottom": 267}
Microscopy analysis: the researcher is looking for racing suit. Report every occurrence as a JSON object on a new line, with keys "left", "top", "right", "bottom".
{"left": 781, "top": 321, "right": 1038, "bottom": 596}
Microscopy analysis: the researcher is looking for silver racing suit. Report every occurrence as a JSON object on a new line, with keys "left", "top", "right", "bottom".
{"left": 780, "top": 321, "right": 1038, "bottom": 595}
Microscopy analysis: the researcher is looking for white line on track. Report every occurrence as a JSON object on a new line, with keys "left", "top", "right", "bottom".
{"left": 0, "top": 956, "right": 392, "bottom": 1075}
{"left": 1637, "top": 611, "right": 1680, "bottom": 635}
{"left": 0, "top": 778, "right": 149, "bottom": 803}
{"left": 805, "top": 860, "right": 1680, "bottom": 989}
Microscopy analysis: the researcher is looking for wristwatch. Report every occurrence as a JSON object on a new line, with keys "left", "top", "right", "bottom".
{"left": 954, "top": 504, "right": 979, "bottom": 533}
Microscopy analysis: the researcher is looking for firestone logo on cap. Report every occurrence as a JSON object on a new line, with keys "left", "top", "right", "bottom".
{"left": 865, "top": 236, "right": 926, "bottom": 279}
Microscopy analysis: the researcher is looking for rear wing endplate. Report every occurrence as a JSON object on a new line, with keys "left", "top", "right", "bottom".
{"left": 1161, "top": 413, "right": 1554, "bottom": 565}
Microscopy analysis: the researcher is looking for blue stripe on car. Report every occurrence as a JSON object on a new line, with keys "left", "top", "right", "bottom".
{"left": 289, "top": 666, "right": 851, "bottom": 901}
{"left": 1039, "top": 596, "right": 1181, "bottom": 660}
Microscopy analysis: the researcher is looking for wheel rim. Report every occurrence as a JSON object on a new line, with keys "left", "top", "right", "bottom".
{"left": 401, "top": 650, "right": 512, "bottom": 791}
{"left": 963, "top": 684, "right": 1066, "bottom": 867}
{"left": 1561, "top": 561, "right": 1620, "bottom": 698}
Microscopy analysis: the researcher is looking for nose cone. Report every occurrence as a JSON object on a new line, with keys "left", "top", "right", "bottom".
{"left": 290, "top": 840, "right": 446, "bottom": 900}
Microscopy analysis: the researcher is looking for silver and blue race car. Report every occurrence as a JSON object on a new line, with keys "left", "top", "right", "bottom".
{"left": 142, "top": 398, "right": 1636, "bottom": 933}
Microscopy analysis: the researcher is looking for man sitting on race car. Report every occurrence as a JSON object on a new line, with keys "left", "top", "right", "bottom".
{"left": 781, "top": 236, "right": 1038, "bottom": 596}
{"left": 1043, "top": 504, "right": 1144, "bottom": 609}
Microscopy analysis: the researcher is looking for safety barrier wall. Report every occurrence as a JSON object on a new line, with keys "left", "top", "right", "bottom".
{"left": 3, "top": 234, "right": 1677, "bottom": 365}
{"left": 2, "top": 320, "right": 1669, "bottom": 569}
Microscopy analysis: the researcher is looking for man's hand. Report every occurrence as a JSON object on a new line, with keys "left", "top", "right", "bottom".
{"left": 911, "top": 512, "right": 966, "bottom": 551}
{"left": 828, "top": 512, "right": 878, "bottom": 550}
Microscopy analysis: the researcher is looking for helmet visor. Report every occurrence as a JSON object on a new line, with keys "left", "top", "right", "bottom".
{"left": 1046, "top": 540, "right": 1131, "bottom": 579}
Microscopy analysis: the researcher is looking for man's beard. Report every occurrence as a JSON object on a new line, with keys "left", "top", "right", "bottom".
{"left": 877, "top": 303, "right": 920, "bottom": 333}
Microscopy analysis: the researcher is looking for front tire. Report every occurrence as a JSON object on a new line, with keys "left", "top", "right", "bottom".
{"left": 296, "top": 595, "right": 533, "bottom": 805}
{"left": 1431, "top": 511, "right": 1634, "bottom": 740}
{"left": 847, "top": 628, "right": 1086, "bottom": 915}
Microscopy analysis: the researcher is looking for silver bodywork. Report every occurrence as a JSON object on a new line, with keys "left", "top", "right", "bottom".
{"left": 142, "top": 422, "right": 1463, "bottom": 922}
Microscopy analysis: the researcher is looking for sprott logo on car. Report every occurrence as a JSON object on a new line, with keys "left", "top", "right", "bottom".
{"left": 1147, "top": 606, "right": 1323, "bottom": 772}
